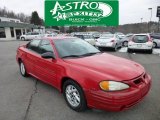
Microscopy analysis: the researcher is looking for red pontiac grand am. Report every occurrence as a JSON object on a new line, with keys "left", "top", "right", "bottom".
{"left": 16, "top": 37, "right": 151, "bottom": 112}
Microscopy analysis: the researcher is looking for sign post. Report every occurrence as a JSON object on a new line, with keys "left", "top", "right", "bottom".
{"left": 157, "top": 6, "right": 160, "bottom": 32}
{"left": 45, "top": 0, "right": 119, "bottom": 26}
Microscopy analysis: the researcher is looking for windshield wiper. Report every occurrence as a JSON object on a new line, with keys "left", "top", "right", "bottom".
{"left": 62, "top": 55, "right": 82, "bottom": 58}
{"left": 81, "top": 52, "right": 102, "bottom": 56}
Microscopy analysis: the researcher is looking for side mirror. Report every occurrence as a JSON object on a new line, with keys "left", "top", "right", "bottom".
{"left": 41, "top": 52, "right": 55, "bottom": 59}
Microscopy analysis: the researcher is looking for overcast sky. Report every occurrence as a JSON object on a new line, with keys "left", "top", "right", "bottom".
{"left": 0, "top": 0, "right": 159, "bottom": 25}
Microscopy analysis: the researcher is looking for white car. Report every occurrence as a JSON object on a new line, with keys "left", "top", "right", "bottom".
{"left": 20, "top": 32, "right": 41, "bottom": 40}
{"left": 44, "top": 33, "right": 57, "bottom": 38}
{"left": 128, "top": 34, "right": 153, "bottom": 53}
{"left": 115, "top": 32, "right": 126, "bottom": 39}
{"left": 95, "top": 34, "right": 122, "bottom": 51}
{"left": 83, "top": 35, "right": 96, "bottom": 46}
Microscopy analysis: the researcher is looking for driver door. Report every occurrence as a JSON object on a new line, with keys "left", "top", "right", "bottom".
{"left": 34, "top": 40, "right": 58, "bottom": 87}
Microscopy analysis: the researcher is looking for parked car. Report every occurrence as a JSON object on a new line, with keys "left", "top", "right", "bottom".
{"left": 95, "top": 34, "right": 122, "bottom": 51}
{"left": 20, "top": 32, "right": 41, "bottom": 40}
{"left": 115, "top": 32, "right": 126, "bottom": 39}
{"left": 16, "top": 37, "right": 151, "bottom": 112}
{"left": 74, "top": 35, "right": 85, "bottom": 40}
{"left": 128, "top": 34, "right": 153, "bottom": 53}
{"left": 121, "top": 34, "right": 134, "bottom": 47}
{"left": 83, "top": 35, "right": 96, "bottom": 46}
{"left": 44, "top": 33, "right": 57, "bottom": 38}
{"left": 150, "top": 33, "right": 160, "bottom": 39}
{"left": 152, "top": 38, "right": 160, "bottom": 48}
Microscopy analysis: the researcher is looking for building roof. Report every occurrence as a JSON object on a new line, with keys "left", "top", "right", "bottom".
{"left": 0, "top": 21, "right": 38, "bottom": 29}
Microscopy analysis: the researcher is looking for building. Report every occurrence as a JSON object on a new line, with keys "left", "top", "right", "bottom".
{"left": 0, "top": 17, "right": 39, "bottom": 41}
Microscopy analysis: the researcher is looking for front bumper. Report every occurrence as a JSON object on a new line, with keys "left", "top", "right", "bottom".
{"left": 85, "top": 74, "right": 151, "bottom": 111}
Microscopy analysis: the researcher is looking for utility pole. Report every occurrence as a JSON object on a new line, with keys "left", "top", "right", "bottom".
{"left": 156, "top": 6, "right": 160, "bottom": 32}
{"left": 148, "top": 8, "right": 152, "bottom": 33}
{"left": 141, "top": 18, "right": 143, "bottom": 33}
{"left": 158, "top": 17, "right": 160, "bottom": 32}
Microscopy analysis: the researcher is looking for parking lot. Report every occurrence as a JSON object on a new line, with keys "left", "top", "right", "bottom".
{"left": 0, "top": 40, "right": 160, "bottom": 120}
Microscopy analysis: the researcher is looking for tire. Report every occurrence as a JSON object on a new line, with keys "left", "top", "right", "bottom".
{"left": 153, "top": 42, "right": 157, "bottom": 48}
{"left": 21, "top": 37, "right": 25, "bottom": 41}
{"left": 123, "top": 41, "right": 128, "bottom": 47}
{"left": 148, "top": 49, "right": 153, "bottom": 54}
{"left": 63, "top": 80, "right": 87, "bottom": 112}
{"left": 127, "top": 48, "right": 132, "bottom": 53}
{"left": 98, "top": 47, "right": 103, "bottom": 51}
{"left": 19, "top": 61, "right": 28, "bottom": 77}
{"left": 114, "top": 44, "right": 118, "bottom": 51}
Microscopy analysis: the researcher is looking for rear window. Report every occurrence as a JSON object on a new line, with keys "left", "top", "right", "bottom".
{"left": 101, "top": 34, "right": 114, "bottom": 38}
{"left": 133, "top": 35, "right": 149, "bottom": 43}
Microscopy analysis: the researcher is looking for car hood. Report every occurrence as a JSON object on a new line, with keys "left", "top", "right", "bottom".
{"left": 63, "top": 53, "right": 144, "bottom": 81}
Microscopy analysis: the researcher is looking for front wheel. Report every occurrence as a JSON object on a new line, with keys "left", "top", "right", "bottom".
{"left": 63, "top": 80, "right": 87, "bottom": 112}
{"left": 153, "top": 42, "right": 157, "bottom": 48}
{"left": 21, "top": 37, "right": 25, "bottom": 41}
{"left": 123, "top": 41, "right": 128, "bottom": 47}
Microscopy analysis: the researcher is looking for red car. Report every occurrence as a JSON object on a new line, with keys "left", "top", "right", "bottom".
{"left": 16, "top": 37, "right": 151, "bottom": 112}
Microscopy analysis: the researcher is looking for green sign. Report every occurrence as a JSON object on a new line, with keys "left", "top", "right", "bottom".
{"left": 45, "top": 0, "right": 119, "bottom": 26}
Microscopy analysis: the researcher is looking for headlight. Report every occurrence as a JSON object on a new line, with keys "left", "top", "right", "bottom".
{"left": 99, "top": 81, "right": 129, "bottom": 91}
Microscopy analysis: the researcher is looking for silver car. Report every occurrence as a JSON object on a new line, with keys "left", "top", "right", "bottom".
{"left": 152, "top": 38, "right": 160, "bottom": 48}
{"left": 95, "top": 34, "right": 122, "bottom": 51}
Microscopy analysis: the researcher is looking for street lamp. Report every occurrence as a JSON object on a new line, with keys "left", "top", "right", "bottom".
{"left": 141, "top": 18, "right": 143, "bottom": 23}
{"left": 148, "top": 8, "right": 152, "bottom": 32}
{"left": 140, "top": 18, "right": 143, "bottom": 33}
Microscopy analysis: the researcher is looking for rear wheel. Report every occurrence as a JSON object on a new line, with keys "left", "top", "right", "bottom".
{"left": 63, "top": 80, "right": 87, "bottom": 112}
{"left": 127, "top": 48, "right": 132, "bottom": 53}
{"left": 114, "top": 44, "right": 118, "bottom": 51}
{"left": 98, "top": 47, "right": 103, "bottom": 51}
{"left": 123, "top": 41, "right": 128, "bottom": 47}
{"left": 19, "top": 61, "right": 28, "bottom": 77}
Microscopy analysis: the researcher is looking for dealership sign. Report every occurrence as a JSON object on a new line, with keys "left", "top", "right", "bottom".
{"left": 45, "top": 0, "right": 119, "bottom": 26}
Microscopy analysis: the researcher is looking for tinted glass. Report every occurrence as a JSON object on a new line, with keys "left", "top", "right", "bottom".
{"left": 54, "top": 39, "right": 100, "bottom": 58}
{"left": 39, "top": 40, "right": 54, "bottom": 54}
{"left": 133, "top": 35, "right": 148, "bottom": 43}
{"left": 27, "top": 39, "right": 41, "bottom": 53}
{"left": 31, "top": 33, "right": 39, "bottom": 35}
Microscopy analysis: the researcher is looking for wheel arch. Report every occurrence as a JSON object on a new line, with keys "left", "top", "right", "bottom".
{"left": 60, "top": 77, "right": 83, "bottom": 93}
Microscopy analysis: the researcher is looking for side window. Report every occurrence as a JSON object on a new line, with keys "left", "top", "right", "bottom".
{"left": 39, "top": 40, "right": 54, "bottom": 55}
{"left": 27, "top": 40, "right": 41, "bottom": 53}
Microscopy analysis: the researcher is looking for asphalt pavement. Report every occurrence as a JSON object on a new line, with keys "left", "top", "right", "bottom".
{"left": 0, "top": 41, "right": 160, "bottom": 120}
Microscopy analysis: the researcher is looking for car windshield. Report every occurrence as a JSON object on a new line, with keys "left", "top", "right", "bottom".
{"left": 101, "top": 34, "right": 114, "bottom": 38}
{"left": 133, "top": 35, "right": 148, "bottom": 43}
{"left": 54, "top": 38, "right": 100, "bottom": 58}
